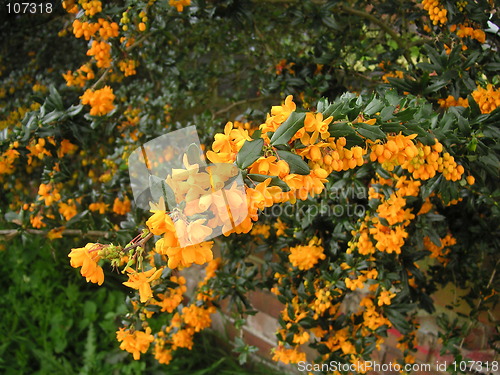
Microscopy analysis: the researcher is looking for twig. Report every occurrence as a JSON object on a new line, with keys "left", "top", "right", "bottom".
{"left": 212, "top": 96, "right": 271, "bottom": 118}
{"left": 0, "top": 228, "right": 113, "bottom": 239}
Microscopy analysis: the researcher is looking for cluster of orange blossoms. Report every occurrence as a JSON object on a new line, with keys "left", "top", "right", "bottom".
{"left": 471, "top": 84, "right": 500, "bottom": 114}
{"left": 67, "top": 94, "right": 474, "bottom": 366}
{"left": 80, "top": 86, "right": 115, "bottom": 116}
{"left": 451, "top": 24, "right": 486, "bottom": 43}
{"left": 118, "top": 59, "right": 138, "bottom": 76}
{"left": 437, "top": 85, "right": 499, "bottom": 114}
{"left": 87, "top": 40, "right": 112, "bottom": 68}
{"left": 63, "top": 64, "right": 95, "bottom": 87}
{"left": 80, "top": 0, "right": 102, "bottom": 16}
{"left": 438, "top": 95, "right": 469, "bottom": 108}
{"left": 424, "top": 233, "right": 457, "bottom": 264}
{"left": 289, "top": 237, "right": 326, "bottom": 271}
{"left": 169, "top": 0, "right": 191, "bottom": 12}
{"left": 0, "top": 143, "right": 19, "bottom": 175}
{"left": 422, "top": 0, "right": 448, "bottom": 25}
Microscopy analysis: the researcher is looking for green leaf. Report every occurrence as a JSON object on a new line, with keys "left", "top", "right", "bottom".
{"left": 246, "top": 173, "right": 290, "bottom": 191}
{"left": 42, "top": 110, "right": 64, "bottom": 124}
{"left": 420, "top": 175, "right": 442, "bottom": 199}
{"left": 423, "top": 80, "right": 448, "bottom": 95}
{"left": 65, "top": 210, "right": 89, "bottom": 227}
{"left": 316, "top": 98, "right": 329, "bottom": 113}
{"left": 385, "top": 307, "right": 412, "bottom": 334}
{"left": 149, "top": 175, "right": 176, "bottom": 208}
{"left": 379, "top": 106, "right": 395, "bottom": 121}
{"left": 364, "top": 97, "right": 384, "bottom": 116}
{"left": 48, "top": 86, "right": 64, "bottom": 110}
{"left": 66, "top": 104, "right": 83, "bottom": 117}
{"left": 355, "top": 123, "right": 386, "bottom": 141}
{"left": 276, "top": 150, "right": 310, "bottom": 175}
{"left": 186, "top": 143, "right": 203, "bottom": 165}
{"left": 328, "top": 122, "right": 357, "bottom": 138}
{"left": 270, "top": 112, "right": 306, "bottom": 146}
{"left": 236, "top": 138, "right": 264, "bottom": 169}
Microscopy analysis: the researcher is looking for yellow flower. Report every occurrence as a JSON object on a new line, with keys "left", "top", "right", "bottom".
{"left": 123, "top": 267, "right": 163, "bottom": 303}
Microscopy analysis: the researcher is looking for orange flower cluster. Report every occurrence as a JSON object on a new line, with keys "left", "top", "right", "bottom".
{"left": 63, "top": 64, "right": 95, "bottom": 87}
{"left": 86, "top": 40, "right": 112, "bottom": 68}
{"left": 424, "top": 233, "right": 456, "bottom": 264}
{"left": 80, "top": 0, "right": 102, "bottom": 16}
{"left": 112, "top": 196, "right": 131, "bottom": 215}
{"left": 404, "top": 142, "right": 464, "bottom": 181}
{"left": 350, "top": 176, "right": 422, "bottom": 256}
{"left": 206, "top": 121, "right": 251, "bottom": 163}
{"left": 453, "top": 24, "right": 486, "bottom": 43}
{"left": 369, "top": 134, "right": 419, "bottom": 170}
{"left": 72, "top": 19, "right": 100, "bottom": 40}
{"left": 0, "top": 144, "right": 19, "bottom": 175}
{"left": 116, "top": 327, "right": 154, "bottom": 360}
{"left": 472, "top": 84, "right": 500, "bottom": 114}
{"left": 360, "top": 297, "right": 392, "bottom": 330}
{"left": 288, "top": 237, "right": 326, "bottom": 271}
{"left": 98, "top": 18, "right": 120, "bottom": 40}
{"left": 382, "top": 70, "right": 404, "bottom": 83}
{"left": 38, "top": 183, "right": 61, "bottom": 206}
{"left": 438, "top": 95, "right": 469, "bottom": 108}
{"left": 181, "top": 304, "right": 216, "bottom": 332}
{"left": 422, "top": 0, "right": 447, "bottom": 25}
{"left": 118, "top": 59, "right": 138, "bottom": 76}
{"left": 80, "top": 86, "right": 115, "bottom": 116}
{"left": 169, "top": 0, "right": 191, "bottom": 12}
{"left": 62, "top": 0, "right": 78, "bottom": 13}
{"left": 26, "top": 138, "right": 51, "bottom": 165}
{"left": 299, "top": 136, "right": 365, "bottom": 174}
{"left": 272, "top": 346, "right": 306, "bottom": 364}
{"left": 58, "top": 199, "right": 78, "bottom": 221}
{"left": 152, "top": 275, "right": 187, "bottom": 313}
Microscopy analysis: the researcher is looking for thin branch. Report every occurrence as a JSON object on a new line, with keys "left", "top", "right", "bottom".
{"left": 0, "top": 228, "right": 113, "bottom": 239}
{"left": 212, "top": 96, "right": 271, "bottom": 118}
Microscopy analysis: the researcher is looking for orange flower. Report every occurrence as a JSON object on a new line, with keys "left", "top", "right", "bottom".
{"left": 80, "top": 86, "right": 115, "bottom": 116}
{"left": 123, "top": 267, "right": 163, "bottom": 303}
{"left": 68, "top": 243, "right": 104, "bottom": 285}
{"left": 112, "top": 197, "right": 131, "bottom": 215}
{"left": 378, "top": 290, "right": 396, "bottom": 306}
{"left": 116, "top": 327, "right": 154, "bottom": 360}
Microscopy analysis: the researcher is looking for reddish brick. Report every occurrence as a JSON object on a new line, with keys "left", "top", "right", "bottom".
{"left": 248, "top": 290, "right": 284, "bottom": 318}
